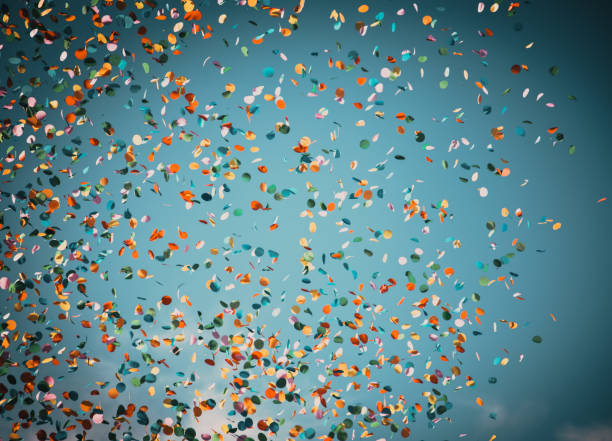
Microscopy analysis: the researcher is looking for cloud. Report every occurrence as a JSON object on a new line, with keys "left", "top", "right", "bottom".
{"left": 557, "top": 422, "right": 612, "bottom": 441}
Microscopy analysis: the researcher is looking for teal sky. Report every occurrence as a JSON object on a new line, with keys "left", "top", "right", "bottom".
{"left": 0, "top": 1, "right": 611, "bottom": 441}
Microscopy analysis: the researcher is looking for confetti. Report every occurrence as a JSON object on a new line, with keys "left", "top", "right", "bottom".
{"left": 0, "top": 1, "right": 579, "bottom": 440}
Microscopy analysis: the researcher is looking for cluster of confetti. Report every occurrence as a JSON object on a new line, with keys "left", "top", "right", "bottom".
{"left": 0, "top": 1, "right": 575, "bottom": 441}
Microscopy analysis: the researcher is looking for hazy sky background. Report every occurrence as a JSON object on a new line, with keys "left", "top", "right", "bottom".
{"left": 1, "top": 1, "right": 611, "bottom": 441}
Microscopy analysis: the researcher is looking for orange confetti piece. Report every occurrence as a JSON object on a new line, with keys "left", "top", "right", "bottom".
{"left": 74, "top": 48, "right": 87, "bottom": 60}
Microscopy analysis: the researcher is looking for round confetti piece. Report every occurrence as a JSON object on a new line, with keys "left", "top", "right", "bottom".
{"left": 263, "top": 67, "right": 275, "bottom": 77}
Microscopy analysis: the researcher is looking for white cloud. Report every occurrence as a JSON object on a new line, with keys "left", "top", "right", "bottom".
{"left": 557, "top": 422, "right": 612, "bottom": 441}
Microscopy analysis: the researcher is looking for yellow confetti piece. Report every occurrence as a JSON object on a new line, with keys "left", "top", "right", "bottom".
{"left": 309, "top": 222, "right": 317, "bottom": 233}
